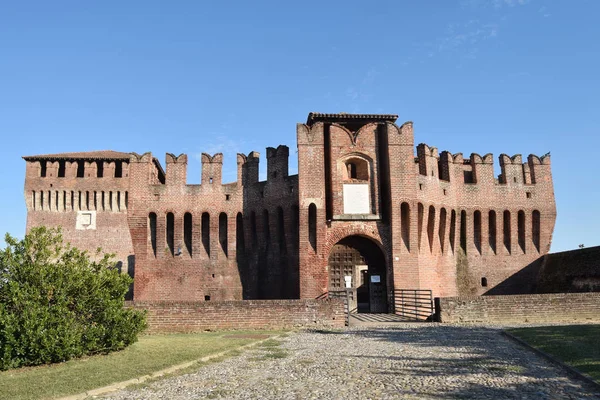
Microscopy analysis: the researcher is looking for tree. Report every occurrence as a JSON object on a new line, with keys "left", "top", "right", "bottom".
{"left": 0, "top": 227, "right": 146, "bottom": 370}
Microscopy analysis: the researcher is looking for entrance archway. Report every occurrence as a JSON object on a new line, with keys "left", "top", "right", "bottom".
{"left": 328, "top": 236, "right": 387, "bottom": 313}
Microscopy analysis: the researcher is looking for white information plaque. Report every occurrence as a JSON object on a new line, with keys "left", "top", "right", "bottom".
{"left": 343, "top": 184, "right": 369, "bottom": 214}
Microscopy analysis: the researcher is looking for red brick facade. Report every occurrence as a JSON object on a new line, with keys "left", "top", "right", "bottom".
{"left": 23, "top": 113, "right": 557, "bottom": 311}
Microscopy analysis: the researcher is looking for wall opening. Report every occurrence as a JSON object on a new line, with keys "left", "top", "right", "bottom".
{"left": 76, "top": 161, "right": 84, "bottom": 178}
{"left": 277, "top": 206, "right": 286, "bottom": 255}
{"left": 460, "top": 210, "right": 467, "bottom": 253}
{"left": 202, "top": 212, "right": 210, "bottom": 257}
{"left": 109, "top": 191, "right": 113, "bottom": 211}
{"left": 184, "top": 212, "right": 192, "bottom": 257}
{"left": 308, "top": 203, "right": 317, "bottom": 251}
{"left": 40, "top": 161, "right": 47, "bottom": 177}
{"left": 32, "top": 191, "right": 36, "bottom": 210}
{"left": 489, "top": 210, "right": 497, "bottom": 254}
{"left": 236, "top": 213, "right": 245, "bottom": 255}
{"left": 474, "top": 210, "right": 482, "bottom": 255}
{"left": 449, "top": 210, "right": 456, "bottom": 252}
{"left": 503, "top": 210, "right": 511, "bottom": 254}
{"left": 116, "top": 191, "right": 121, "bottom": 211}
{"left": 344, "top": 157, "right": 369, "bottom": 181}
{"left": 115, "top": 161, "right": 123, "bottom": 178}
{"left": 262, "top": 210, "right": 270, "bottom": 246}
{"left": 532, "top": 210, "right": 541, "bottom": 253}
{"left": 292, "top": 204, "right": 300, "bottom": 247}
{"left": 439, "top": 208, "right": 447, "bottom": 253}
{"left": 58, "top": 161, "right": 65, "bottom": 177}
{"left": 401, "top": 202, "right": 410, "bottom": 251}
{"left": 481, "top": 277, "right": 488, "bottom": 287}
{"left": 40, "top": 191, "right": 44, "bottom": 210}
{"left": 101, "top": 191, "right": 105, "bottom": 211}
{"left": 417, "top": 203, "right": 424, "bottom": 251}
{"left": 166, "top": 212, "right": 175, "bottom": 257}
{"left": 149, "top": 212, "right": 157, "bottom": 257}
{"left": 219, "top": 212, "right": 228, "bottom": 257}
{"left": 96, "top": 161, "right": 104, "bottom": 177}
{"left": 427, "top": 206, "right": 435, "bottom": 252}
{"left": 250, "top": 211, "right": 257, "bottom": 249}
{"left": 518, "top": 210, "right": 526, "bottom": 253}
{"left": 63, "top": 191, "right": 66, "bottom": 211}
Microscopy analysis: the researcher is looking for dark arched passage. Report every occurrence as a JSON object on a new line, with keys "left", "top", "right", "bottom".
{"left": 328, "top": 235, "right": 387, "bottom": 313}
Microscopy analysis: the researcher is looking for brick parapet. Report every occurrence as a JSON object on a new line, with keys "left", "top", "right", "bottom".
{"left": 128, "top": 298, "right": 345, "bottom": 332}
{"left": 436, "top": 292, "right": 600, "bottom": 323}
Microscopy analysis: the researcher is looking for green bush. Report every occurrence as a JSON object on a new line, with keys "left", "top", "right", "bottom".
{"left": 0, "top": 227, "right": 146, "bottom": 370}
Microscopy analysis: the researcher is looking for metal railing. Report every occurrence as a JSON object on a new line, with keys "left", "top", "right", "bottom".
{"left": 393, "top": 289, "right": 434, "bottom": 321}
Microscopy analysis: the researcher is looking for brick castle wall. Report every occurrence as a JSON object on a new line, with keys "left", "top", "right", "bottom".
{"left": 23, "top": 112, "right": 558, "bottom": 306}
{"left": 437, "top": 292, "right": 600, "bottom": 323}
{"left": 129, "top": 299, "right": 345, "bottom": 333}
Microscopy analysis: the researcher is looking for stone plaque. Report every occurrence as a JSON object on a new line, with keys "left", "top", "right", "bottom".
{"left": 343, "top": 184, "right": 369, "bottom": 214}
{"left": 76, "top": 211, "right": 97, "bottom": 230}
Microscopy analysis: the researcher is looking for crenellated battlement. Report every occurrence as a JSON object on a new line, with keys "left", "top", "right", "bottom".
{"left": 414, "top": 145, "right": 552, "bottom": 187}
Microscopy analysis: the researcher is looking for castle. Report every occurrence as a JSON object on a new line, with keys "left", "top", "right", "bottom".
{"left": 23, "top": 113, "right": 556, "bottom": 313}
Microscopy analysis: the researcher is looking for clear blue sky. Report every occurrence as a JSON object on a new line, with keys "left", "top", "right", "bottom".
{"left": 1, "top": 0, "right": 598, "bottom": 252}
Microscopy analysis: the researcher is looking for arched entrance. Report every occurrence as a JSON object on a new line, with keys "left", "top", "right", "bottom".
{"left": 328, "top": 236, "right": 387, "bottom": 313}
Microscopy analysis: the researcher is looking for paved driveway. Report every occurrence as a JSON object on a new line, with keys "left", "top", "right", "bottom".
{"left": 102, "top": 324, "right": 600, "bottom": 399}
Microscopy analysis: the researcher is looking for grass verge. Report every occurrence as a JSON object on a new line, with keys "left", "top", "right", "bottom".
{"left": 0, "top": 330, "right": 282, "bottom": 400}
{"left": 506, "top": 324, "right": 600, "bottom": 383}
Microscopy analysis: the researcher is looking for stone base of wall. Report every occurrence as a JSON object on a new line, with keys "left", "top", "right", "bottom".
{"left": 128, "top": 299, "right": 345, "bottom": 333}
{"left": 436, "top": 293, "right": 600, "bottom": 324}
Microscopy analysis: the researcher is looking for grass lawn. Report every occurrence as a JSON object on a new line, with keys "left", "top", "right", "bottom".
{"left": 506, "top": 324, "right": 600, "bottom": 383}
{"left": 0, "top": 331, "right": 282, "bottom": 400}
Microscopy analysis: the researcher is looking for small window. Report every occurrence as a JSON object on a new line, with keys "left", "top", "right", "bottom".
{"left": 443, "top": 189, "right": 447, "bottom": 195}
{"left": 225, "top": 194, "right": 230, "bottom": 201}
{"left": 526, "top": 192, "right": 531, "bottom": 199}
{"left": 419, "top": 184, "right": 423, "bottom": 190}
{"left": 344, "top": 158, "right": 368, "bottom": 180}
{"left": 481, "top": 277, "right": 488, "bottom": 287}
{"left": 209, "top": 177, "right": 213, "bottom": 184}
{"left": 204, "top": 295, "right": 211, "bottom": 301}
{"left": 513, "top": 177, "right": 517, "bottom": 183}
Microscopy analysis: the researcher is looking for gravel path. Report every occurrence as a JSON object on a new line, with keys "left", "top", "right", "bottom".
{"left": 100, "top": 324, "right": 600, "bottom": 399}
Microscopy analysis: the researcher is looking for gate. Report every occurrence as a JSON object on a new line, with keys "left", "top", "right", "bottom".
{"left": 393, "top": 289, "right": 434, "bottom": 321}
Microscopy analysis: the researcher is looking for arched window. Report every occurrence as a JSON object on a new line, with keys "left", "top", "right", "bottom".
{"left": 401, "top": 202, "right": 410, "bottom": 251}
{"left": 149, "top": 212, "right": 157, "bottom": 257}
{"left": 439, "top": 208, "right": 447, "bottom": 253}
{"left": 503, "top": 210, "right": 511, "bottom": 253}
{"left": 250, "top": 211, "right": 257, "bottom": 249}
{"left": 449, "top": 210, "right": 456, "bottom": 252}
{"left": 262, "top": 210, "right": 270, "bottom": 244}
{"left": 417, "top": 203, "right": 424, "bottom": 250}
{"left": 308, "top": 203, "right": 317, "bottom": 251}
{"left": 219, "top": 212, "right": 228, "bottom": 257}
{"left": 236, "top": 213, "right": 245, "bottom": 255}
{"left": 166, "top": 212, "right": 175, "bottom": 257}
{"left": 202, "top": 212, "right": 210, "bottom": 257}
{"left": 427, "top": 206, "right": 436, "bottom": 252}
{"left": 460, "top": 210, "right": 467, "bottom": 253}
{"left": 474, "top": 210, "right": 482, "bottom": 255}
{"left": 489, "top": 210, "right": 497, "bottom": 254}
{"left": 518, "top": 210, "right": 526, "bottom": 253}
{"left": 277, "top": 207, "right": 286, "bottom": 255}
{"left": 184, "top": 212, "right": 192, "bottom": 257}
{"left": 343, "top": 157, "right": 369, "bottom": 180}
{"left": 532, "top": 210, "right": 541, "bottom": 253}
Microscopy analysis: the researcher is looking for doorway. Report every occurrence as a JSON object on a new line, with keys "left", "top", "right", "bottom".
{"left": 328, "top": 236, "right": 387, "bottom": 313}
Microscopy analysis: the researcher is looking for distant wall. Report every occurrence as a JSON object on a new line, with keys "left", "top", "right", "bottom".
{"left": 436, "top": 292, "right": 600, "bottom": 323}
{"left": 129, "top": 299, "right": 345, "bottom": 333}
{"left": 536, "top": 245, "right": 600, "bottom": 293}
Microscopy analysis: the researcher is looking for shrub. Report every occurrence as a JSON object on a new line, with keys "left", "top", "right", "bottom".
{"left": 0, "top": 227, "right": 146, "bottom": 370}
